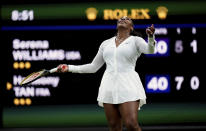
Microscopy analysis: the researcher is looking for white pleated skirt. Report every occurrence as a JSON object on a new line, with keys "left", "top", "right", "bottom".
{"left": 97, "top": 70, "right": 146, "bottom": 109}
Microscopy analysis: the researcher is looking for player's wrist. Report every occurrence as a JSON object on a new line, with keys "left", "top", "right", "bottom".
{"left": 148, "top": 35, "right": 155, "bottom": 45}
{"left": 148, "top": 34, "right": 154, "bottom": 38}
{"left": 57, "top": 64, "right": 68, "bottom": 73}
{"left": 148, "top": 34, "right": 155, "bottom": 40}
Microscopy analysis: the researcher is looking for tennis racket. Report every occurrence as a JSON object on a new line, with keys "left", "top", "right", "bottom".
{"left": 20, "top": 67, "right": 58, "bottom": 86}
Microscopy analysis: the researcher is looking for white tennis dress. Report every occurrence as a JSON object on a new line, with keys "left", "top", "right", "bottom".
{"left": 68, "top": 35, "right": 156, "bottom": 109}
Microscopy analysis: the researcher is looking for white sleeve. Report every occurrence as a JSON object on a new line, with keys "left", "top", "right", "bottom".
{"left": 68, "top": 42, "right": 105, "bottom": 73}
{"left": 135, "top": 35, "right": 156, "bottom": 54}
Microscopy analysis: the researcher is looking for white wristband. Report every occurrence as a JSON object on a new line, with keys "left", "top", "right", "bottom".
{"left": 148, "top": 35, "right": 155, "bottom": 45}
{"left": 68, "top": 65, "right": 78, "bottom": 73}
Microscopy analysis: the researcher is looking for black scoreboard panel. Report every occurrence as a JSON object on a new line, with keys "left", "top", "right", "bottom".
{"left": 3, "top": 27, "right": 205, "bottom": 106}
{"left": 1, "top": 0, "right": 206, "bottom": 127}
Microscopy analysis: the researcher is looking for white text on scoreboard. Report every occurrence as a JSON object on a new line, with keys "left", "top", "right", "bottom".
{"left": 145, "top": 75, "right": 170, "bottom": 93}
{"left": 146, "top": 38, "right": 170, "bottom": 57}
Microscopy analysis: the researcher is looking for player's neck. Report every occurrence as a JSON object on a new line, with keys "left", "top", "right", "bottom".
{"left": 117, "top": 29, "right": 130, "bottom": 40}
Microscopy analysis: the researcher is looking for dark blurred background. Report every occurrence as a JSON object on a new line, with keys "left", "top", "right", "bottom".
{"left": 1, "top": 0, "right": 206, "bottom": 130}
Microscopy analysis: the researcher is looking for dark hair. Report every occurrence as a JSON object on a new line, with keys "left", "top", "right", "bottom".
{"left": 130, "top": 29, "right": 143, "bottom": 37}
{"left": 130, "top": 19, "right": 143, "bottom": 37}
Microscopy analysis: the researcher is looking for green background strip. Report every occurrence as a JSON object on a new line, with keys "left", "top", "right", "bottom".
{"left": 1, "top": 1, "right": 206, "bottom": 20}
{"left": 3, "top": 102, "right": 206, "bottom": 127}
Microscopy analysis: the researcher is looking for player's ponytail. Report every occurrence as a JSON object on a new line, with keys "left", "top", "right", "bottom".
{"left": 130, "top": 29, "right": 142, "bottom": 37}
{"left": 130, "top": 19, "right": 142, "bottom": 37}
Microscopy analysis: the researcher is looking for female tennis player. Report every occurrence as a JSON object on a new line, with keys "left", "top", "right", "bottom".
{"left": 57, "top": 16, "right": 156, "bottom": 131}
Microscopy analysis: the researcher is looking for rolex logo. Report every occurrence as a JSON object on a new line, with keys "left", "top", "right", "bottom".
{"left": 86, "top": 7, "right": 98, "bottom": 21}
{"left": 156, "top": 6, "right": 168, "bottom": 20}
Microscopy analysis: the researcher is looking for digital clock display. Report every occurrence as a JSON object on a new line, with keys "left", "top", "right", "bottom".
{"left": 11, "top": 10, "right": 34, "bottom": 21}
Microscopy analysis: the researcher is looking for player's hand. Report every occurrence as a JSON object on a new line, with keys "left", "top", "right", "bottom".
{"left": 57, "top": 64, "right": 69, "bottom": 73}
{"left": 146, "top": 24, "right": 155, "bottom": 37}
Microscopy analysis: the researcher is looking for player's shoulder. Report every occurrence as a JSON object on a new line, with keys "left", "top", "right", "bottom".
{"left": 132, "top": 35, "right": 143, "bottom": 41}
{"left": 103, "top": 36, "right": 115, "bottom": 43}
{"left": 100, "top": 36, "right": 115, "bottom": 47}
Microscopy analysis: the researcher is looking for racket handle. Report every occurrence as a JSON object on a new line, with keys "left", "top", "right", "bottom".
{"left": 49, "top": 67, "right": 58, "bottom": 73}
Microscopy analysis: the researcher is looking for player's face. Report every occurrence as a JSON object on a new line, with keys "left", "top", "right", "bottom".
{"left": 117, "top": 16, "right": 133, "bottom": 31}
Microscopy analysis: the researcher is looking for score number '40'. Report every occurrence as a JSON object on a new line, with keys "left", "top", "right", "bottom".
{"left": 145, "top": 75, "right": 170, "bottom": 93}
{"left": 147, "top": 76, "right": 168, "bottom": 91}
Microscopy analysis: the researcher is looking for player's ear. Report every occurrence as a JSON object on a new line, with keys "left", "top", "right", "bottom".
{"left": 130, "top": 26, "right": 134, "bottom": 32}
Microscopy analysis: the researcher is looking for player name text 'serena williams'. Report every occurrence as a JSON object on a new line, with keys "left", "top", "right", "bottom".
{"left": 12, "top": 38, "right": 81, "bottom": 61}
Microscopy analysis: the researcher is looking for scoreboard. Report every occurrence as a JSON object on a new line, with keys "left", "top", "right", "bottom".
{"left": 1, "top": 0, "right": 206, "bottom": 128}
{"left": 3, "top": 25, "right": 205, "bottom": 106}
{"left": 2, "top": 0, "right": 206, "bottom": 107}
